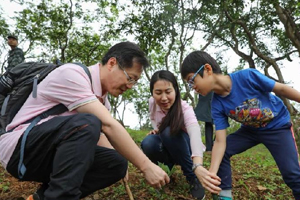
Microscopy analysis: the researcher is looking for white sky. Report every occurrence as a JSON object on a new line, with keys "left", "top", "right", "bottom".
{"left": 2, "top": 0, "right": 299, "bottom": 129}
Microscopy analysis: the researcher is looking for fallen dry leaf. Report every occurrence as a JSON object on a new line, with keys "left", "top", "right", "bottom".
{"left": 257, "top": 185, "right": 267, "bottom": 191}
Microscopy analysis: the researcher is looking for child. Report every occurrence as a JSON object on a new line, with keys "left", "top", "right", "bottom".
{"left": 141, "top": 70, "right": 212, "bottom": 199}
{"left": 180, "top": 50, "right": 300, "bottom": 200}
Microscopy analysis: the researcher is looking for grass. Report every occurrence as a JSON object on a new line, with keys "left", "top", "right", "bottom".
{"left": 0, "top": 172, "right": 10, "bottom": 192}
{"left": 230, "top": 144, "right": 294, "bottom": 199}
{"left": 126, "top": 128, "right": 296, "bottom": 200}
{"left": 0, "top": 127, "right": 297, "bottom": 199}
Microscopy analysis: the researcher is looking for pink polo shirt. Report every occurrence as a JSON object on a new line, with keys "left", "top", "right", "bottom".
{"left": 149, "top": 97, "right": 205, "bottom": 157}
{"left": 0, "top": 63, "right": 110, "bottom": 169}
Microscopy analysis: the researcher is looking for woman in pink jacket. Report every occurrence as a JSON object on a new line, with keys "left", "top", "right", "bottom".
{"left": 141, "top": 70, "right": 209, "bottom": 199}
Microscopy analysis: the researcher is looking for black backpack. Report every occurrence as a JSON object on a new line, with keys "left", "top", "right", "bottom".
{"left": 0, "top": 61, "right": 92, "bottom": 179}
{"left": 0, "top": 61, "right": 91, "bottom": 134}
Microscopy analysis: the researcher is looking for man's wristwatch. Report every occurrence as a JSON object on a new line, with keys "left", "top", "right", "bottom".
{"left": 192, "top": 163, "right": 203, "bottom": 171}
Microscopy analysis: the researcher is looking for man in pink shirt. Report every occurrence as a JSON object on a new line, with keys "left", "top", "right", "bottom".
{"left": 0, "top": 41, "right": 169, "bottom": 200}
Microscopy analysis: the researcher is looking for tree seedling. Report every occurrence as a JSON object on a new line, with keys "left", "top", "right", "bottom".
{"left": 158, "top": 162, "right": 176, "bottom": 176}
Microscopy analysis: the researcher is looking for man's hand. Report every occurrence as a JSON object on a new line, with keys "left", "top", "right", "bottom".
{"left": 142, "top": 162, "right": 170, "bottom": 189}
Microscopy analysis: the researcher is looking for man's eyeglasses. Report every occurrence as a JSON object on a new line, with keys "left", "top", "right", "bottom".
{"left": 188, "top": 65, "right": 204, "bottom": 90}
{"left": 117, "top": 61, "right": 138, "bottom": 86}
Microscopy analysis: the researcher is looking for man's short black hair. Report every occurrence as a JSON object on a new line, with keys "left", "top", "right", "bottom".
{"left": 101, "top": 41, "right": 149, "bottom": 69}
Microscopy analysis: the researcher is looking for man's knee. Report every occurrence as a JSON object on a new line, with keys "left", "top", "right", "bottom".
{"left": 70, "top": 113, "right": 102, "bottom": 138}
{"left": 116, "top": 154, "right": 128, "bottom": 178}
{"left": 108, "top": 152, "right": 128, "bottom": 180}
{"left": 55, "top": 114, "right": 101, "bottom": 146}
{"left": 76, "top": 113, "right": 101, "bottom": 129}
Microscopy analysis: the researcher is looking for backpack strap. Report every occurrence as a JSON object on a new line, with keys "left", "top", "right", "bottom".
{"left": 32, "top": 73, "right": 40, "bottom": 98}
{"left": 1, "top": 94, "right": 11, "bottom": 116}
{"left": 18, "top": 62, "right": 92, "bottom": 179}
{"left": 73, "top": 62, "right": 92, "bottom": 85}
{"left": 31, "top": 62, "right": 92, "bottom": 98}
{"left": 18, "top": 104, "right": 67, "bottom": 179}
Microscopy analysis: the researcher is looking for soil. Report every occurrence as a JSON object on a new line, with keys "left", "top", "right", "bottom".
{"left": 0, "top": 154, "right": 294, "bottom": 200}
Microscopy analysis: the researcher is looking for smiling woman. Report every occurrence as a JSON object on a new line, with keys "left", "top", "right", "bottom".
{"left": 152, "top": 79, "right": 176, "bottom": 112}
{"left": 141, "top": 70, "right": 207, "bottom": 200}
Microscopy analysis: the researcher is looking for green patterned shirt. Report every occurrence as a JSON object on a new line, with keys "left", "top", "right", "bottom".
{"left": 7, "top": 47, "right": 25, "bottom": 71}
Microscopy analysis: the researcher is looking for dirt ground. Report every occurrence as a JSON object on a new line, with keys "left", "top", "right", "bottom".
{"left": 0, "top": 154, "right": 294, "bottom": 200}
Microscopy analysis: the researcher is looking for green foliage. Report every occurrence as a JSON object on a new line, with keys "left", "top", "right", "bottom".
{"left": 0, "top": 172, "right": 10, "bottom": 192}
{"left": 130, "top": 82, "right": 152, "bottom": 128}
{"left": 112, "top": 184, "right": 126, "bottom": 197}
{"left": 158, "top": 162, "right": 176, "bottom": 176}
{"left": 226, "top": 118, "right": 241, "bottom": 134}
{"left": 126, "top": 128, "right": 148, "bottom": 144}
{"left": 13, "top": 0, "right": 118, "bottom": 63}
{"left": 0, "top": 7, "right": 10, "bottom": 72}
{"left": 0, "top": 8, "right": 9, "bottom": 38}
{"left": 115, "top": 0, "right": 203, "bottom": 105}
{"left": 66, "top": 32, "right": 111, "bottom": 65}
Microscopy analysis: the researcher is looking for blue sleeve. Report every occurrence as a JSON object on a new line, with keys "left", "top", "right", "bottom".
{"left": 211, "top": 98, "right": 229, "bottom": 130}
{"left": 248, "top": 69, "right": 275, "bottom": 92}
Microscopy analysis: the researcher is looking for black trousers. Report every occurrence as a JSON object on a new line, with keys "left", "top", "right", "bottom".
{"left": 7, "top": 113, "right": 128, "bottom": 200}
{"left": 205, "top": 122, "right": 214, "bottom": 151}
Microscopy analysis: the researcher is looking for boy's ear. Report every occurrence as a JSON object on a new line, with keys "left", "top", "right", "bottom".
{"left": 204, "top": 64, "right": 213, "bottom": 75}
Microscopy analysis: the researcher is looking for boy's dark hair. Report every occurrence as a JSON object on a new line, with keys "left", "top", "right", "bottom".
{"left": 181, "top": 50, "right": 222, "bottom": 79}
{"left": 101, "top": 41, "right": 149, "bottom": 69}
{"left": 150, "top": 70, "right": 184, "bottom": 135}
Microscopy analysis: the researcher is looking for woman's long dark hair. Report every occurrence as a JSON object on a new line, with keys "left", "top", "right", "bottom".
{"left": 150, "top": 70, "right": 184, "bottom": 135}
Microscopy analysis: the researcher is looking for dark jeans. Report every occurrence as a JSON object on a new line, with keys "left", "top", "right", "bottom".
{"left": 141, "top": 127, "right": 195, "bottom": 182}
{"left": 7, "top": 113, "right": 127, "bottom": 200}
{"left": 205, "top": 122, "right": 214, "bottom": 151}
{"left": 217, "top": 123, "right": 300, "bottom": 200}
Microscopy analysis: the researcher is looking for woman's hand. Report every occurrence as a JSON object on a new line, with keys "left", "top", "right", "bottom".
{"left": 147, "top": 129, "right": 158, "bottom": 135}
{"left": 194, "top": 166, "right": 222, "bottom": 194}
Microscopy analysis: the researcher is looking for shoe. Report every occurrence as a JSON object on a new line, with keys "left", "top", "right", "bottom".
{"left": 26, "top": 193, "right": 40, "bottom": 200}
{"left": 189, "top": 178, "right": 205, "bottom": 200}
{"left": 212, "top": 194, "right": 232, "bottom": 200}
{"left": 26, "top": 183, "right": 47, "bottom": 200}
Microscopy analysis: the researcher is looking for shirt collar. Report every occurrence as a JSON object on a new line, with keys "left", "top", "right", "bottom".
{"left": 89, "top": 63, "right": 108, "bottom": 100}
